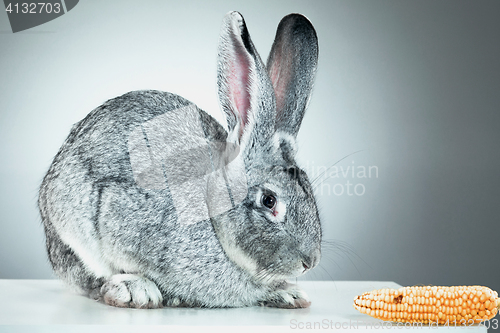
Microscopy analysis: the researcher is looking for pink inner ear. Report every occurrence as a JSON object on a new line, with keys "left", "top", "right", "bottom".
{"left": 229, "top": 48, "right": 252, "bottom": 135}
{"left": 269, "top": 55, "right": 290, "bottom": 116}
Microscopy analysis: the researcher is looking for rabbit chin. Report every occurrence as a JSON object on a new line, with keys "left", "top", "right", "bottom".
{"left": 221, "top": 241, "right": 309, "bottom": 284}
{"left": 254, "top": 263, "right": 311, "bottom": 284}
{"left": 286, "top": 266, "right": 312, "bottom": 280}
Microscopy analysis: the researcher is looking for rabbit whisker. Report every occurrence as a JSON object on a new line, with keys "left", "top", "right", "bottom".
{"left": 311, "top": 150, "right": 365, "bottom": 188}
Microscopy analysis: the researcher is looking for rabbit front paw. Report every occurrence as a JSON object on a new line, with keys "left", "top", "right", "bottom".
{"left": 100, "top": 274, "right": 163, "bottom": 309}
{"left": 260, "top": 283, "right": 311, "bottom": 309}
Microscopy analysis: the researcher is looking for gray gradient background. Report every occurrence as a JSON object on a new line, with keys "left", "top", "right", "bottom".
{"left": 0, "top": 0, "right": 499, "bottom": 295}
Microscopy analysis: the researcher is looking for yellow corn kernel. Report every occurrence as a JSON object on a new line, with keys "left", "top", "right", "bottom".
{"left": 353, "top": 285, "right": 500, "bottom": 324}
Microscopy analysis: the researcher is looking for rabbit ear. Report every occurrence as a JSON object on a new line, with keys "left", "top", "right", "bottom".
{"left": 267, "top": 14, "right": 318, "bottom": 137}
{"left": 217, "top": 12, "right": 275, "bottom": 147}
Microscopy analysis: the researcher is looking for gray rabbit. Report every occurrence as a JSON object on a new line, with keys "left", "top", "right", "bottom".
{"left": 38, "top": 11, "right": 321, "bottom": 309}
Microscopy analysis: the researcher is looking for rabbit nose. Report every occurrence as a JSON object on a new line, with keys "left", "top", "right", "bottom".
{"left": 302, "top": 249, "right": 321, "bottom": 272}
{"left": 302, "top": 261, "right": 310, "bottom": 271}
{"left": 301, "top": 256, "right": 315, "bottom": 272}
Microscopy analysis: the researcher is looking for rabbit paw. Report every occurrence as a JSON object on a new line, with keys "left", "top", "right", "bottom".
{"left": 100, "top": 274, "right": 163, "bottom": 309}
{"left": 260, "top": 283, "right": 311, "bottom": 309}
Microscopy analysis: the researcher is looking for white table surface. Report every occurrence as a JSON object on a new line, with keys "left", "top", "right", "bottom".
{"left": 0, "top": 280, "right": 488, "bottom": 332}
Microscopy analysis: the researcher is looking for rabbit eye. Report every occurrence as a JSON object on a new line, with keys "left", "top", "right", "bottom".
{"left": 261, "top": 193, "right": 277, "bottom": 210}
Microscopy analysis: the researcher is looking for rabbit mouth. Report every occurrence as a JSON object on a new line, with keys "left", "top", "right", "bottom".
{"left": 254, "top": 261, "right": 312, "bottom": 284}
{"left": 254, "top": 269, "right": 289, "bottom": 284}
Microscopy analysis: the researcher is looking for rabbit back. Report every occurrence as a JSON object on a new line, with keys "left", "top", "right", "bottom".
{"left": 38, "top": 91, "right": 242, "bottom": 298}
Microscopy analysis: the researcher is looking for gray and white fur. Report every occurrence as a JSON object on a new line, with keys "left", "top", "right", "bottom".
{"left": 38, "top": 11, "right": 321, "bottom": 309}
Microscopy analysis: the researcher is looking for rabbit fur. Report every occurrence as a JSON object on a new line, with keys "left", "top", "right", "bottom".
{"left": 38, "top": 11, "right": 321, "bottom": 309}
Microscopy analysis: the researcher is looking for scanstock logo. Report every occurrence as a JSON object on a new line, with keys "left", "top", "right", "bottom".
{"left": 3, "top": 0, "right": 79, "bottom": 33}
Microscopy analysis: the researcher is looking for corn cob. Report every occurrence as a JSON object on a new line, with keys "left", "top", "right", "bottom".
{"left": 353, "top": 285, "right": 499, "bottom": 324}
